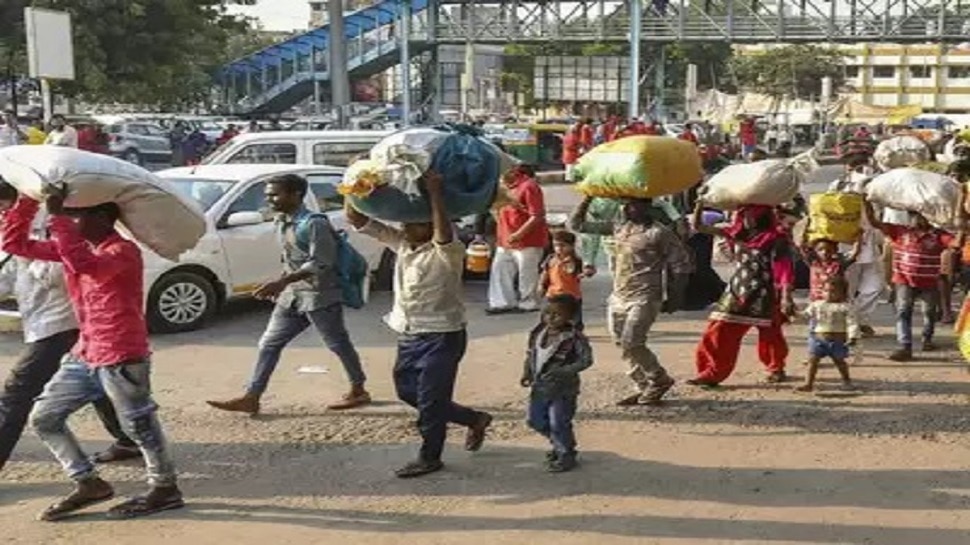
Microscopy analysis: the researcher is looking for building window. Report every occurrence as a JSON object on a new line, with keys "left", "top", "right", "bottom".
{"left": 845, "top": 66, "right": 859, "bottom": 78}
{"left": 949, "top": 66, "right": 970, "bottom": 79}
{"left": 909, "top": 66, "right": 932, "bottom": 79}
{"left": 872, "top": 66, "right": 896, "bottom": 78}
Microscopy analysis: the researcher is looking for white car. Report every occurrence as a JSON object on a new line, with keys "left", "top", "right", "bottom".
{"left": 148, "top": 164, "right": 393, "bottom": 333}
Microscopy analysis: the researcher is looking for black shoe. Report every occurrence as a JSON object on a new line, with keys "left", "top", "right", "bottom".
{"left": 546, "top": 452, "right": 577, "bottom": 473}
{"left": 888, "top": 346, "right": 914, "bottom": 362}
{"left": 544, "top": 450, "right": 558, "bottom": 462}
{"left": 394, "top": 459, "right": 444, "bottom": 479}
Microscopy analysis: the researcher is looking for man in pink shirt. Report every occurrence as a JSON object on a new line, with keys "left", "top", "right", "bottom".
{"left": 2, "top": 192, "right": 182, "bottom": 521}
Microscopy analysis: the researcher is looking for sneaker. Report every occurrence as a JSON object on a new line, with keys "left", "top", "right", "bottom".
{"left": 888, "top": 346, "right": 913, "bottom": 362}
{"left": 639, "top": 376, "right": 675, "bottom": 405}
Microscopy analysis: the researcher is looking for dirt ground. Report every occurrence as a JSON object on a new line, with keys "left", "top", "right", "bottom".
{"left": 2, "top": 272, "right": 970, "bottom": 545}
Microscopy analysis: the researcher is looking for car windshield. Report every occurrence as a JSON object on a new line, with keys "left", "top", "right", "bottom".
{"left": 162, "top": 177, "right": 236, "bottom": 211}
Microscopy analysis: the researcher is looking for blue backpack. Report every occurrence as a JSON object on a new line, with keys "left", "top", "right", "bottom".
{"left": 293, "top": 212, "right": 368, "bottom": 309}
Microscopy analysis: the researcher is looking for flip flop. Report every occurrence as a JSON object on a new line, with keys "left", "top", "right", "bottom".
{"left": 40, "top": 488, "right": 115, "bottom": 522}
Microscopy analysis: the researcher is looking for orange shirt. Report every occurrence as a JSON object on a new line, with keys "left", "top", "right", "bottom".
{"left": 543, "top": 254, "right": 583, "bottom": 299}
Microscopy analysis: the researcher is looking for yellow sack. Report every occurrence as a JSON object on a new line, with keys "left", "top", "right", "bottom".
{"left": 573, "top": 136, "right": 703, "bottom": 199}
{"left": 955, "top": 294, "right": 970, "bottom": 363}
{"left": 808, "top": 192, "right": 863, "bottom": 244}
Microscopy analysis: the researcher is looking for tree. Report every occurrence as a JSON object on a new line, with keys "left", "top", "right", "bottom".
{"left": 730, "top": 44, "right": 847, "bottom": 99}
{"left": 0, "top": 0, "right": 259, "bottom": 109}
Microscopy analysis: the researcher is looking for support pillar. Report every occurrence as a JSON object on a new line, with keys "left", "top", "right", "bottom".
{"left": 400, "top": 0, "right": 412, "bottom": 126}
{"left": 629, "top": 0, "right": 642, "bottom": 119}
{"left": 329, "top": 0, "right": 351, "bottom": 128}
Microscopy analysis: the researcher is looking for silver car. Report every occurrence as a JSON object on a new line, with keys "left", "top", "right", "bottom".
{"left": 106, "top": 122, "right": 173, "bottom": 165}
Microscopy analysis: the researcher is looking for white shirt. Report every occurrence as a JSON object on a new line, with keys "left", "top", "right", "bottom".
{"left": 0, "top": 256, "right": 78, "bottom": 343}
{"left": 44, "top": 126, "right": 78, "bottom": 147}
{"left": 360, "top": 220, "right": 466, "bottom": 334}
{"left": 0, "top": 125, "right": 24, "bottom": 147}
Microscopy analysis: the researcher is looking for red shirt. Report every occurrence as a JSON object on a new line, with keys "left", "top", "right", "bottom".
{"left": 679, "top": 129, "right": 699, "bottom": 145}
{"left": 884, "top": 224, "right": 954, "bottom": 289}
{"left": 806, "top": 253, "right": 854, "bottom": 301}
{"left": 740, "top": 122, "right": 757, "bottom": 146}
{"left": 497, "top": 178, "right": 548, "bottom": 249}
{"left": 579, "top": 125, "right": 594, "bottom": 150}
{"left": 562, "top": 130, "right": 581, "bottom": 165}
{"left": 2, "top": 199, "right": 150, "bottom": 366}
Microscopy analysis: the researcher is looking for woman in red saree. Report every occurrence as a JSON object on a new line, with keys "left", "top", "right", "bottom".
{"left": 688, "top": 203, "right": 794, "bottom": 386}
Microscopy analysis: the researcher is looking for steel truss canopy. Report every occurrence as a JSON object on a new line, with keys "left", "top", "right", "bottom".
{"left": 435, "top": 0, "right": 970, "bottom": 44}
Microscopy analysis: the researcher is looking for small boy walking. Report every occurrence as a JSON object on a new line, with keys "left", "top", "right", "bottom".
{"left": 538, "top": 231, "right": 586, "bottom": 328}
{"left": 520, "top": 295, "right": 593, "bottom": 473}
{"left": 798, "top": 278, "right": 857, "bottom": 392}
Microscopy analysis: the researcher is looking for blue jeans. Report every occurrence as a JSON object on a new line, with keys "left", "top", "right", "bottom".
{"left": 894, "top": 284, "right": 940, "bottom": 346}
{"left": 29, "top": 358, "right": 176, "bottom": 487}
{"left": 527, "top": 395, "right": 578, "bottom": 456}
{"left": 394, "top": 330, "right": 480, "bottom": 462}
{"left": 248, "top": 303, "right": 365, "bottom": 395}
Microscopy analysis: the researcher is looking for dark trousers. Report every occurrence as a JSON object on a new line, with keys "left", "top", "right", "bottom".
{"left": 394, "top": 329, "right": 480, "bottom": 462}
{"left": 527, "top": 394, "right": 578, "bottom": 455}
{"left": 0, "top": 329, "right": 134, "bottom": 471}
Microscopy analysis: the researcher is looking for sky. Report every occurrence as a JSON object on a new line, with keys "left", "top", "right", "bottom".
{"left": 228, "top": 0, "right": 312, "bottom": 31}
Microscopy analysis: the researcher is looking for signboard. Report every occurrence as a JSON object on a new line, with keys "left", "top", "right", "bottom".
{"left": 533, "top": 56, "right": 631, "bottom": 102}
{"left": 24, "top": 8, "right": 75, "bottom": 80}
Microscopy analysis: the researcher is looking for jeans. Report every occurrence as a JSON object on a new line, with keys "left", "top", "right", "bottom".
{"left": 527, "top": 395, "right": 578, "bottom": 456}
{"left": 0, "top": 330, "right": 135, "bottom": 471}
{"left": 394, "top": 330, "right": 480, "bottom": 462}
{"left": 894, "top": 284, "right": 940, "bottom": 346}
{"left": 29, "top": 358, "right": 177, "bottom": 487}
{"left": 248, "top": 303, "right": 365, "bottom": 395}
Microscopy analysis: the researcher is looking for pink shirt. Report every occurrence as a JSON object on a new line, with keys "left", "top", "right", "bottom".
{"left": 2, "top": 199, "right": 150, "bottom": 366}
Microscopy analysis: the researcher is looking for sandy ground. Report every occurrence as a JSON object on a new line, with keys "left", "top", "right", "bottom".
{"left": 2, "top": 180, "right": 970, "bottom": 544}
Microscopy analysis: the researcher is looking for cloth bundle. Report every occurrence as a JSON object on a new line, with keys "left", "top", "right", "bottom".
{"left": 339, "top": 125, "right": 519, "bottom": 223}
{"left": 700, "top": 153, "right": 816, "bottom": 210}
{"left": 572, "top": 136, "right": 703, "bottom": 199}
{"left": 865, "top": 167, "right": 962, "bottom": 228}
{"left": 873, "top": 135, "right": 931, "bottom": 170}
{"left": 808, "top": 192, "right": 864, "bottom": 243}
{"left": 0, "top": 145, "right": 205, "bottom": 261}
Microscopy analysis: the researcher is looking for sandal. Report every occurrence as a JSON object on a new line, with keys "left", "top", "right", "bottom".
{"left": 394, "top": 459, "right": 444, "bottom": 479}
{"left": 40, "top": 478, "right": 115, "bottom": 522}
{"left": 91, "top": 443, "right": 142, "bottom": 464}
{"left": 105, "top": 486, "right": 184, "bottom": 520}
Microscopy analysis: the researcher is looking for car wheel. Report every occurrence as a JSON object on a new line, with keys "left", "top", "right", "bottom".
{"left": 372, "top": 249, "right": 395, "bottom": 291}
{"left": 147, "top": 271, "right": 217, "bottom": 333}
{"left": 123, "top": 149, "right": 142, "bottom": 166}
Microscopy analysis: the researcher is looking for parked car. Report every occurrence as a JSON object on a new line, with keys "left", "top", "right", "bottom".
{"left": 201, "top": 130, "right": 391, "bottom": 168}
{"left": 149, "top": 164, "right": 394, "bottom": 333}
{"left": 105, "top": 121, "right": 173, "bottom": 165}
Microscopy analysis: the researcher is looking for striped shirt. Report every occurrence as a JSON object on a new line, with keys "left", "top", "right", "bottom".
{"left": 884, "top": 225, "right": 954, "bottom": 289}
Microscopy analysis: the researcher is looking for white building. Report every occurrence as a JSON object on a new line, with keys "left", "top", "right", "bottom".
{"left": 738, "top": 43, "right": 970, "bottom": 112}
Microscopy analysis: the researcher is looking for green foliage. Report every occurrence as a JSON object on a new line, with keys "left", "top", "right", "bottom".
{"left": 730, "top": 44, "right": 847, "bottom": 99}
{"left": 1, "top": 0, "right": 260, "bottom": 108}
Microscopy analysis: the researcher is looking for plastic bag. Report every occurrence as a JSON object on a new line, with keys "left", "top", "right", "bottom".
{"left": 865, "top": 167, "right": 961, "bottom": 227}
{"left": 0, "top": 145, "right": 205, "bottom": 261}
{"left": 808, "top": 192, "right": 863, "bottom": 243}
{"left": 573, "top": 136, "right": 703, "bottom": 198}
{"left": 700, "top": 153, "right": 815, "bottom": 210}
{"left": 873, "top": 135, "right": 931, "bottom": 170}
{"left": 340, "top": 125, "right": 519, "bottom": 223}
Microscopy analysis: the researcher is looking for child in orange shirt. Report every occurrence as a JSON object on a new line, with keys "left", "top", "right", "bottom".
{"left": 539, "top": 231, "right": 586, "bottom": 329}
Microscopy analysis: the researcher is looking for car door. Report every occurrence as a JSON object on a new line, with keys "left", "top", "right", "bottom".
{"left": 311, "top": 140, "right": 378, "bottom": 167}
{"left": 215, "top": 180, "right": 282, "bottom": 296}
{"left": 142, "top": 124, "right": 173, "bottom": 159}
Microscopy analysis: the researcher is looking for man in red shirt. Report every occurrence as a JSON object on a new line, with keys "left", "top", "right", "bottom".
{"left": 864, "top": 201, "right": 962, "bottom": 361}
{"left": 739, "top": 117, "right": 758, "bottom": 159}
{"left": 1, "top": 193, "right": 182, "bottom": 521}
{"left": 487, "top": 165, "right": 549, "bottom": 314}
{"left": 679, "top": 123, "right": 699, "bottom": 145}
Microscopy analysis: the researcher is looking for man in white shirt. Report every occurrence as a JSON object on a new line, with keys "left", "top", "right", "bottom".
{"left": 43, "top": 114, "right": 78, "bottom": 148}
{"left": 0, "top": 110, "right": 26, "bottom": 148}
{"left": 828, "top": 153, "right": 884, "bottom": 337}
{"left": 0, "top": 180, "right": 137, "bottom": 471}
{"left": 346, "top": 172, "right": 493, "bottom": 479}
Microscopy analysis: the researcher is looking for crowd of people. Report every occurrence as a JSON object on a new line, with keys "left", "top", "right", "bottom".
{"left": 3, "top": 111, "right": 970, "bottom": 524}
{"left": 0, "top": 111, "right": 111, "bottom": 154}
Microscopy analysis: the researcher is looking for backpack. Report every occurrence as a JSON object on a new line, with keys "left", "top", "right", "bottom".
{"left": 293, "top": 212, "right": 368, "bottom": 309}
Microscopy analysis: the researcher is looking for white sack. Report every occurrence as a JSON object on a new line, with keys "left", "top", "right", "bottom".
{"left": 865, "top": 167, "right": 961, "bottom": 228}
{"left": 700, "top": 155, "right": 813, "bottom": 210}
{"left": 873, "top": 135, "right": 931, "bottom": 170}
{"left": 0, "top": 146, "right": 205, "bottom": 261}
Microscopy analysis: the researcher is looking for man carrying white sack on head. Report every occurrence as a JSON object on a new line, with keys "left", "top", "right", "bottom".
{"left": 827, "top": 150, "right": 883, "bottom": 339}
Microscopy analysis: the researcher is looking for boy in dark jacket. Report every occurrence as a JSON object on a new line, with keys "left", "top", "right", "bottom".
{"left": 520, "top": 294, "right": 593, "bottom": 472}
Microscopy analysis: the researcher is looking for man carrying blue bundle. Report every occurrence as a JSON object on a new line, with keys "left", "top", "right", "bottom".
{"left": 346, "top": 171, "right": 493, "bottom": 478}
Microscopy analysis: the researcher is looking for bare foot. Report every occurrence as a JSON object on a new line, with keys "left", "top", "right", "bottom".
{"left": 794, "top": 384, "right": 814, "bottom": 393}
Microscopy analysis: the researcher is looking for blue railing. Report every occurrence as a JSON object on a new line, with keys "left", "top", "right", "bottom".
{"left": 218, "top": 0, "right": 431, "bottom": 114}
